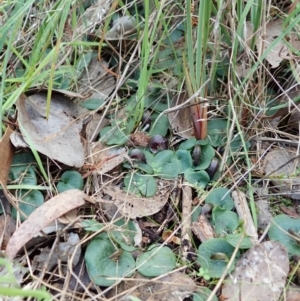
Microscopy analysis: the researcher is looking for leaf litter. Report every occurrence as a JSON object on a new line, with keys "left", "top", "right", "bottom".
{"left": 3, "top": 1, "right": 300, "bottom": 301}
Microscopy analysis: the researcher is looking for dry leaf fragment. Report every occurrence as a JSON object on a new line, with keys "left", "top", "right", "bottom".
{"left": 110, "top": 272, "right": 196, "bottom": 301}
{"left": 78, "top": 56, "right": 115, "bottom": 101}
{"left": 15, "top": 93, "right": 87, "bottom": 167}
{"left": 256, "top": 18, "right": 288, "bottom": 68}
{"left": 232, "top": 190, "right": 258, "bottom": 245}
{"left": 98, "top": 183, "right": 170, "bottom": 219}
{"left": 191, "top": 214, "right": 216, "bottom": 242}
{"left": 221, "top": 241, "right": 289, "bottom": 301}
{"left": 168, "top": 92, "right": 194, "bottom": 139}
{"left": 5, "top": 189, "right": 88, "bottom": 260}
{"left": 263, "top": 148, "right": 300, "bottom": 199}
{"left": 33, "top": 233, "right": 81, "bottom": 271}
{"left": 0, "top": 215, "right": 16, "bottom": 250}
{"left": 128, "top": 131, "right": 151, "bottom": 148}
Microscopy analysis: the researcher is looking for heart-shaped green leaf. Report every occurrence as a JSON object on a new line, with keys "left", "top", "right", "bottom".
{"left": 225, "top": 233, "right": 253, "bottom": 249}
{"left": 85, "top": 238, "right": 135, "bottom": 286}
{"left": 137, "top": 245, "right": 176, "bottom": 277}
{"left": 12, "top": 190, "right": 44, "bottom": 222}
{"left": 207, "top": 119, "right": 228, "bottom": 147}
{"left": 176, "top": 149, "right": 193, "bottom": 172}
{"left": 184, "top": 169, "right": 210, "bottom": 188}
{"left": 10, "top": 153, "right": 37, "bottom": 185}
{"left": 124, "top": 173, "right": 157, "bottom": 197}
{"left": 150, "top": 114, "right": 169, "bottom": 137}
{"left": 194, "top": 144, "right": 215, "bottom": 170}
{"left": 81, "top": 98, "right": 105, "bottom": 110}
{"left": 150, "top": 150, "right": 181, "bottom": 179}
{"left": 197, "top": 238, "right": 237, "bottom": 278}
{"left": 205, "top": 187, "right": 234, "bottom": 210}
{"left": 57, "top": 170, "right": 83, "bottom": 193}
{"left": 268, "top": 214, "right": 300, "bottom": 256}
{"left": 111, "top": 219, "right": 138, "bottom": 252}
{"left": 179, "top": 138, "right": 197, "bottom": 150}
{"left": 193, "top": 288, "right": 218, "bottom": 301}
{"left": 212, "top": 206, "right": 239, "bottom": 235}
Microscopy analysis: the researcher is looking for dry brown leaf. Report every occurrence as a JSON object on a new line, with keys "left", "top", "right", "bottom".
{"left": 232, "top": 190, "right": 258, "bottom": 245}
{"left": 191, "top": 214, "right": 216, "bottom": 242}
{"left": 221, "top": 241, "right": 289, "bottom": 301}
{"left": 14, "top": 93, "right": 88, "bottom": 167}
{"left": 0, "top": 126, "right": 15, "bottom": 187}
{"left": 256, "top": 19, "right": 288, "bottom": 68}
{"left": 0, "top": 126, "right": 16, "bottom": 249}
{"left": 75, "top": 0, "right": 111, "bottom": 37}
{"left": 162, "top": 230, "right": 181, "bottom": 245}
{"left": 287, "top": 101, "right": 300, "bottom": 130}
{"left": 181, "top": 185, "right": 192, "bottom": 262}
{"left": 78, "top": 56, "right": 115, "bottom": 101}
{"left": 280, "top": 206, "right": 300, "bottom": 218}
{"left": 33, "top": 232, "right": 81, "bottom": 271}
{"left": 0, "top": 127, "right": 15, "bottom": 206}
{"left": 128, "top": 131, "right": 151, "bottom": 148}
{"left": 263, "top": 148, "right": 300, "bottom": 199}
{"left": 86, "top": 142, "right": 126, "bottom": 175}
{"left": 58, "top": 209, "right": 81, "bottom": 228}
{"left": 85, "top": 114, "right": 109, "bottom": 142}
{"left": 168, "top": 92, "right": 194, "bottom": 139}
{"left": 0, "top": 215, "right": 16, "bottom": 250}
{"left": 109, "top": 272, "right": 196, "bottom": 301}
{"left": 5, "top": 189, "right": 88, "bottom": 260}
{"left": 98, "top": 183, "right": 170, "bottom": 219}
{"left": 106, "top": 16, "right": 136, "bottom": 40}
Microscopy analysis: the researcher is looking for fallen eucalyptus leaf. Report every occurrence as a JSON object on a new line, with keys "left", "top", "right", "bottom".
{"left": 15, "top": 93, "right": 87, "bottom": 167}
{"left": 6, "top": 189, "right": 88, "bottom": 260}
{"left": 98, "top": 182, "right": 170, "bottom": 219}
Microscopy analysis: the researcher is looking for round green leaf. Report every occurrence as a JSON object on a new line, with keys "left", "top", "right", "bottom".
{"left": 207, "top": 119, "right": 228, "bottom": 147}
{"left": 159, "top": 157, "right": 181, "bottom": 179}
{"left": 184, "top": 169, "right": 210, "bottom": 188}
{"left": 193, "top": 288, "right": 218, "bottom": 301}
{"left": 197, "top": 238, "right": 237, "bottom": 278}
{"left": 10, "top": 153, "right": 37, "bottom": 185}
{"left": 150, "top": 114, "right": 169, "bottom": 137}
{"left": 57, "top": 171, "right": 83, "bottom": 193}
{"left": 205, "top": 187, "right": 234, "bottom": 210}
{"left": 124, "top": 173, "right": 157, "bottom": 197}
{"left": 194, "top": 144, "right": 215, "bottom": 170}
{"left": 212, "top": 206, "right": 239, "bottom": 236}
{"left": 100, "top": 126, "right": 128, "bottom": 145}
{"left": 179, "top": 138, "right": 196, "bottom": 150}
{"left": 129, "top": 162, "right": 154, "bottom": 174}
{"left": 85, "top": 238, "right": 136, "bottom": 286}
{"left": 225, "top": 233, "right": 253, "bottom": 249}
{"left": 175, "top": 149, "right": 193, "bottom": 172}
{"left": 137, "top": 245, "right": 176, "bottom": 277}
{"left": 143, "top": 149, "right": 155, "bottom": 164}
{"left": 111, "top": 219, "right": 138, "bottom": 252}
{"left": 12, "top": 190, "right": 44, "bottom": 222}
{"left": 230, "top": 134, "right": 251, "bottom": 153}
{"left": 150, "top": 151, "right": 181, "bottom": 179}
{"left": 82, "top": 220, "right": 104, "bottom": 232}
{"left": 81, "top": 98, "right": 105, "bottom": 110}
{"left": 151, "top": 150, "right": 174, "bottom": 169}
{"left": 268, "top": 214, "right": 300, "bottom": 256}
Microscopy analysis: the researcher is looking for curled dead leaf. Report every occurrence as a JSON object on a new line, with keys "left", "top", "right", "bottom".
{"left": 97, "top": 183, "right": 171, "bottom": 219}
{"left": 5, "top": 189, "right": 88, "bottom": 260}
